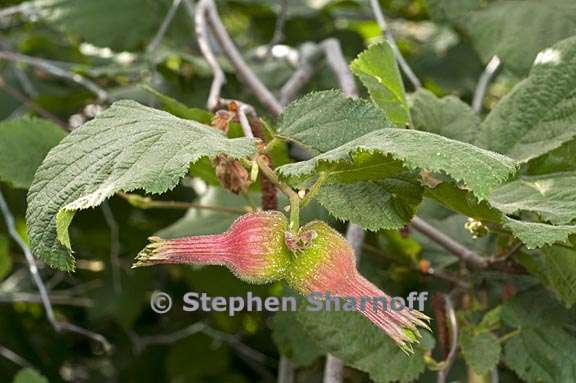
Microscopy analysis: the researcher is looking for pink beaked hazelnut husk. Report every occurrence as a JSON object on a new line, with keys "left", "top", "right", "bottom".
{"left": 286, "top": 221, "right": 430, "bottom": 351}
{"left": 133, "top": 211, "right": 292, "bottom": 284}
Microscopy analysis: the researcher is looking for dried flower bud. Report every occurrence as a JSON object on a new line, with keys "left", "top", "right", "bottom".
{"left": 213, "top": 156, "right": 251, "bottom": 194}
{"left": 211, "top": 110, "right": 236, "bottom": 133}
{"left": 133, "top": 211, "right": 292, "bottom": 284}
{"left": 286, "top": 221, "right": 430, "bottom": 351}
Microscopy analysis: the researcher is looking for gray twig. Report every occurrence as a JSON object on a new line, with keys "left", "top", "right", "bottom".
{"left": 146, "top": 0, "right": 183, "bottom": 55}
{"left": 0, "top": 51, "right": 110, "bottom": 102}
{"left": 411, "top": 217, "right": 488, "bottom": 268}
{"left": 0, "top": 343, "right": 31, "bottom": 368}
{"left": 0, "top": 188, "right": 112, "bottom": 353}
{"left": 321, "top": 39, "right": 358, "bottom": 98}
{"left": 201, "top": 0, "right": 283, "bottom": 117}
{"left": 279, "top": 43, "right": 322, "bottom": 105}
{"left": 0, "top": 2, "right": 35, "bottom": 18}
{"left": 323, "top": 355, "right": 344, "bottom": 383}
{"left": 101, "top": 201, "right": 121, "bottom": 294}
{"left": 278, "top": 356, "right": 295, "bottom": 383}
{"left": 369, "top": 0, "right": 421, "bottom": 89}
{"left": 268, "top": 0, "right": 289, "bottom": 49}
{"left": 472, "top": 56, "right": 501, "bottom": 113}
{"left": 437, "top": 294, "right": 458, "bottom": 383}
{"left": 190, "top": 0, "right": 226, "bottom": 111}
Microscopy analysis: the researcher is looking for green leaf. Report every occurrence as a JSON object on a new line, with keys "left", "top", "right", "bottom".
{"left": 12, "top": 368, "right": 49, "bottom": 383}
{"left": 143, "top": 85, "right": 212, "bottom": 124}
{"left": 489, "top": 172, "right": 576, "bottom": 225}
{"left": 36, "top": 0, "right": 191, "bottom": 51}
{"left": 479, "top": 36, "right": 576, "bottom": 161}
{"left": 350, "top": 42, "right": 411, "bottom": 128}
{"left": 541, "top": 246, "right": 576, "bottom": 307}
{"left": 26, "top": 100, "right": 257, "bottom": 271}
{"left": 0, "top": 117, "right": 66, "bottom": 189}
{"left": 271, "top": 311, "right": 323, "bottom": 367}
{"left": 409, "top": 89, "right": 480, "bottom": 144}
{"left": 503, "top": 218, "right": 576, "bottom": 250}
{"left": 465, "top": 0, "right": 576, "bottom": 75}
{"left": 460, "top": 330, "right": 501, "bottom": 376}
{"left": 425, "top": 0, "right": 480, "bottom": 23}
{"left": 314, "top": 179, "right": 423, "bottom": 231}
{"left": 0, "top": 234, "right": 12, "bottom": 281}
{"left": 424, "top": 183, "right": 502, "bottom": 223}
{"left": 528, "top": 138, "right": 576, "bottom": 175}
{"left": 296, "top": 307, "right": 434, "bottom": 383}
{"left": 276, "top": 90, "right": 392, "bottom": 154}
{"left": 277, "top": 129, "right": 517, "bottom": 200}
{"left": 502, "top": 289, "right": 576, "bottom": 383}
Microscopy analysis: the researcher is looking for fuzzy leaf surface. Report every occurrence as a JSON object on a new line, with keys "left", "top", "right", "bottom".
{"left": 409, "top": 89, "right": 480, "bottom": 144}
{"left": 489, "top": 172, "right": 576, "bottom": 225}
{"left": 480, "top": 36, "right": 576, "bottom": 161}
{"left": 278, "top": 129, "right": 517, "bottom": 200}
{"left": 276, "top": 90, "right": 392, "bottom": 154}
{"left": 26, "top": 100, "right": 256, "bottom": 271}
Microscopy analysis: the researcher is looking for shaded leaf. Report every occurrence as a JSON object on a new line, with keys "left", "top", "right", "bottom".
{"left": 314, "top": 179, "right": 423, "bottom": 231}
{"left": 0, "top": 117, "right": 66, "bottom": 189}
{"left": 276, "top": 90, "right": 392, "bottom": 155}
{"left": 489, "top": 172, "right": 576, "bottom": 225}
{"left": 541, "top": 246, "right": 576, "bottom": 307}
{"left": 143, "top": 85, "right": 212, "bottom": 124}
{"left": 466, "top": 0, "right": 576, "bottom": 74}
{"left": 503, "top": 218, "right": 576, "bottom": 250}
{"left": 502, "top": 289, "right": 576, "bottom": 383}
{"left": 460, "top": 330, "right": 501, "bottom": 375}
{"left": 296, "top": 307, "right": 434, "bottom": 383}
{"left": 12, "top": 368, "right": 49, "bottom": 383}
{"left": 271, "top": 311, "right": 323, "bottom": 367}
{"left": 409, "top": 88, "right": 480, "bottom": 144}
{"left": 480, "top": 36, "right": 576, "bottom": 161}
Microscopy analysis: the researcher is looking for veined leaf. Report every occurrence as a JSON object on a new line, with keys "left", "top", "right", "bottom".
{"left": 314, "top": 179, "right": 423, "bottom": 231}
{"left": 276, "top": 90, "right": 392, "bottom": 154}
{"left": 271, "top": 311, "right": 323, "bottom": 367}
{"left": 424, "top": 183, "right": 502, "bottom": 223}
{"left": 35, "top": 0, "right": 191, "bottom": 51}
{"left": 503, "top": 218, "right": 576, "bottom": 250}
{"left": 489, "top": 172, "right": 576, "bottom": 225}
{"left": 26, "top": 100, "right": 257, "bottom": 271}
{"left": 541, "top": 246, "right": 576, "bottom": 308}
{"left": 502, "top": 289, "right": 576, "bottom": 383}
{"left": 296, "top": 307, "right": 434, "bottom": 383}
{"left": 143, "top": 86, "right": 212, "bottom": 124}
{"left": 460, "top": 329, "right": 501, "bottom": 376}
{"left": 277, "top": 129, "right": 517, "bottom": 200}
{"left": 466, "top": 0, "right": 576, "bottom": 75}
{"left": 426, "top": 0, "right": 480, "bottom": 23}
{"left": 350, "top": 43, "right": 411, "bottom": 128}
{"left": 0, "top": 117, "right": 66, "bottom": 189}
{"left": 480, "top": 36, "right": 576, "bottom": 161}
{"left": 409, "top": 89, "right": 480, "bottom": 144}
{"left": 528, "top": 138, "right": 576, "bottom": 175}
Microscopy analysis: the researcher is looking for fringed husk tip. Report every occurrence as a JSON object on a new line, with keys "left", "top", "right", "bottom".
{"left": 132, "top": 237, "right": 167, "bottom": 268}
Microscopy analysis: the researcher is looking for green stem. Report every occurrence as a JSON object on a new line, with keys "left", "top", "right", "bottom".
{"left": 119, "top": 193, "right": 247, "bottom": 214}
{"left": 255, "top": 156, "right": 300, "bottom": 233}
{"left": 300, "top": 172, "right": 327, "bottom": 208}
{"left": 498, "top": 328, "right": 521, "bottom": 344}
